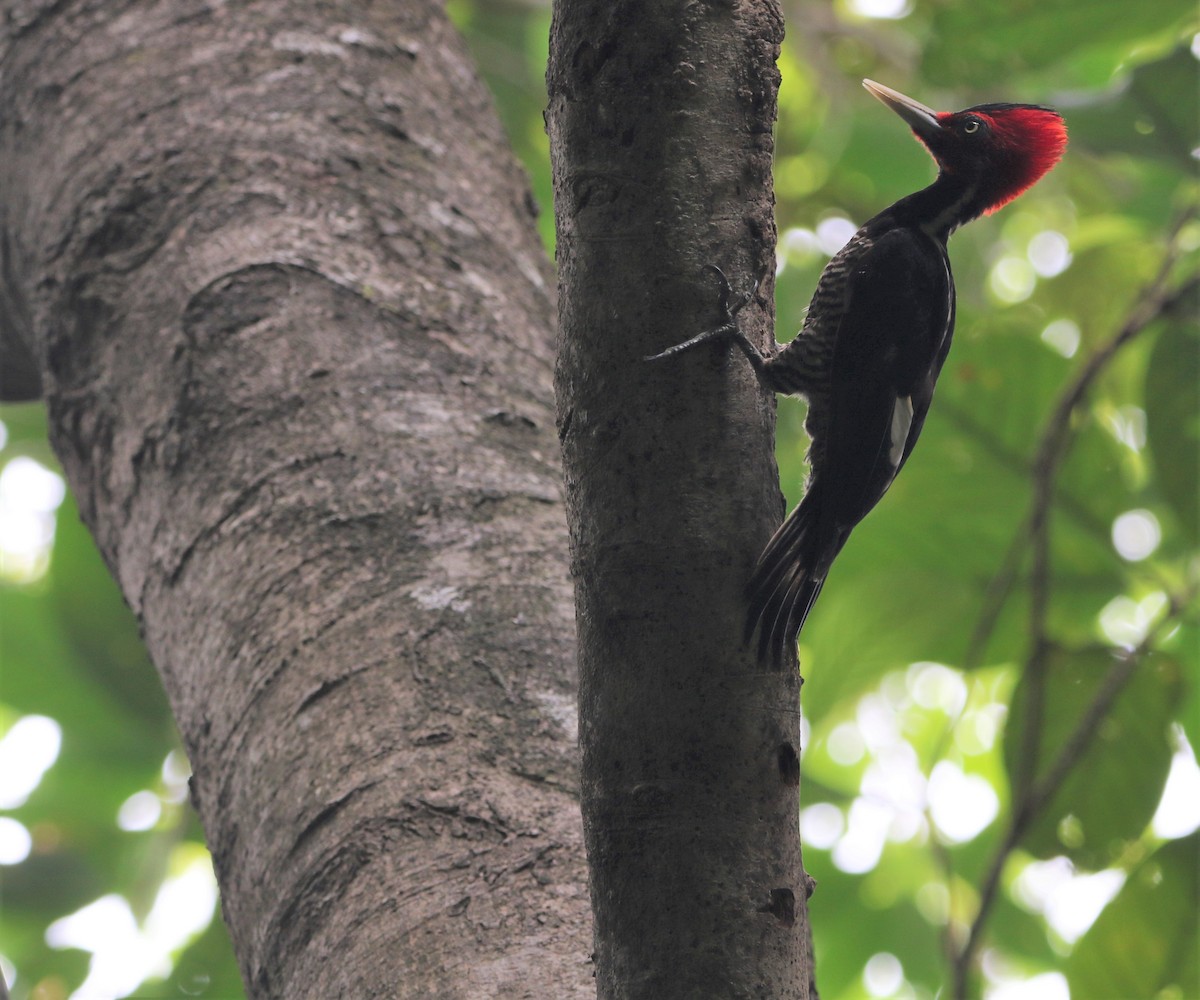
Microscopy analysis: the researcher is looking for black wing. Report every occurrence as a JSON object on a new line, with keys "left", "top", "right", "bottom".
{"left": 823, "top": 227, "right": 954, "bottom": 525}
{"left": 746, "top": 227, "right": 954, "bottom": 664}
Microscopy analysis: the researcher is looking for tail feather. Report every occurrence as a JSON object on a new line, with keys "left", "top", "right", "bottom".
{"left": 745, "top": 481, "right": 841, "bottom": 666}
{"left": 756, "top": 565, "right": 825, "bottom": 667}
{"left": 743, "top": 512, "right": 807, "bottom": 642}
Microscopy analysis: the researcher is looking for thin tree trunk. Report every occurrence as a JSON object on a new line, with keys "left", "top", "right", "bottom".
{"left": 547, "top": 2, "right": 813, "bottom": 997}
{"left": 0, "top": 0, "right": 591, "bottom": 995}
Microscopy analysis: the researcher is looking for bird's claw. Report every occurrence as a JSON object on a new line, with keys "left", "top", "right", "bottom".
{"left": 703, "top": 263, "right": 734, "bottom": 309}
{"left": 704, "top": 264, "right": 760, "bottom": 322}
{"left": 644, "top": 264, "right": 764, "bottom": 362}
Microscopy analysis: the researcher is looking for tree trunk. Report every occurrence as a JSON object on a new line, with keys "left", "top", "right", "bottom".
{"left": 547, "top": 2, "right": 813, "bottom": 997}
{"left": 0, "top": 0, "right": 591, "bottom": 995}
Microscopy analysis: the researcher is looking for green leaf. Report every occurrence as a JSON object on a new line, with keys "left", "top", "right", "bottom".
{"left": 1144, "top": 315, "right": 1200, "bottom": 544}
{"left": 160, "top": 911, "right": 248, "bottom": 999}
{"left": 49, "top": 494, "right": 174, "bottom": 726}
{"left": 1177, "top": 634, "right": 1200, "bottom": 750}
{"left": 1005, "top": 649, "right": 1180, "bottom": 868}
{"left": 805, "top": 845, "right": 946, "bottom": 999}
{"left": 1065, "top": 48, "right": 1200, "bottom": 167}
{"left": 0, "top": 495, "right": 170, "bottom": 739}
{"left": 1066, "top": 833, "right": 1200, "bottom": 999}
{"left": 922, "top": 0, "right": 1195, "bottom": 87}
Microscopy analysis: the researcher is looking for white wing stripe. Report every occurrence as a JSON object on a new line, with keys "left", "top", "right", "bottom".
{"left": 889, "top": 394, "right": 914, "bottom": 466}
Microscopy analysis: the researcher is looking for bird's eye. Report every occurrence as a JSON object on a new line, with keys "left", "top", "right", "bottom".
{"left": 962, "top": 119, "right": 981, "bottom": 135}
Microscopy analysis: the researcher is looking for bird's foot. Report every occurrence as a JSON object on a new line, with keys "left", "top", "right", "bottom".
{"left": 708, "top": 263, "right": 761, "bottom": 321}
{"left": 644, "top": 264, "right": 763, "bottom": 362}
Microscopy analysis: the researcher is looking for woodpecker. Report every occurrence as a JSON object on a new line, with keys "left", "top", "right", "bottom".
{"left": 649, "top": 80, "right": 1067, "bottom": 665}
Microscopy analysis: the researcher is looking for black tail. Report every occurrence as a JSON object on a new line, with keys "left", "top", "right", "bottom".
{"left": 744, "top": 481, "right": 844, "bottom": 667}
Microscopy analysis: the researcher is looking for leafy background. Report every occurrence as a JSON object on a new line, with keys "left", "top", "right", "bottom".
{"left": 1, "top": 0, "right": 1196, "bottom": 997}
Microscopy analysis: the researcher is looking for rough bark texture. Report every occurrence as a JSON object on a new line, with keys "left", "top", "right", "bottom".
{"left": 547, "top": 2, "right": 812, "bottom": 997}
{"left": 0, "top": 0, "right": 591, "bottom": 996}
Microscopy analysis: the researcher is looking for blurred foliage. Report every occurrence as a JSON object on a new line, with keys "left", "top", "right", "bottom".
{"left": 1066, "top": 831, "right": 1200, "bottom": 999}
{"left": 1, "top": 1, "right": 1197, "bottom": 998}
{"left": 773, "top": 3, "right": 1199, "bottom": 998}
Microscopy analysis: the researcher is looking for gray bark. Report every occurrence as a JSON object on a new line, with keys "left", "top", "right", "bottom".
{"left": 547, "top": 1, "right": 814, "bottom": 997}
{"left": 0, "top": 0, "right": 590, "bottom": 996}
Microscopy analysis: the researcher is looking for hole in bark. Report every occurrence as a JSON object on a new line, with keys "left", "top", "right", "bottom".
{"left": 757, "top": 887, "right": 796, "bottom": 927}
{"left": 778, "top": 743, "right": 800, "bottom": 786}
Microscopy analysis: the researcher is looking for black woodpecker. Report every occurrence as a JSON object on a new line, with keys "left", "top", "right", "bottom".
{"left": 649, "top": 80, "right": 1067, "bottom": 665}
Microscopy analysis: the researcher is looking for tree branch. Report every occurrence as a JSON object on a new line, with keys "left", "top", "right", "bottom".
{"left": 1, "top": 2, "right": 589, "bottom": 994}
{"left": 548, "top": 3, "right": 815, "bottom": 996}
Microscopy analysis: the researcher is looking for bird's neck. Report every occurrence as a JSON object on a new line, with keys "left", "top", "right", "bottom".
{"left": 885, "top": 170, "right": 988, "bottom": 243}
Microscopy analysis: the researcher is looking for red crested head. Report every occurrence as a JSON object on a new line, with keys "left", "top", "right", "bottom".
{"left": 939, "top": 103, "right": 1068, "bottom": 214}
{"left": 863, "top": 81, "right": 1067, "bottom": 223}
